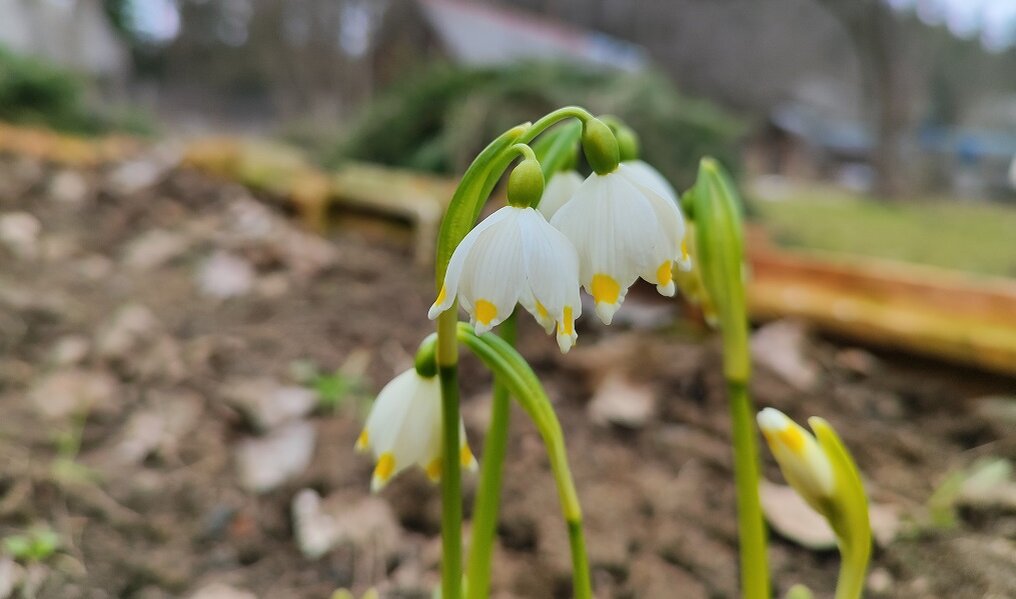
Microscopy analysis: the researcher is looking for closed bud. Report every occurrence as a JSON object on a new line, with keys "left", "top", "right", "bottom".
{"left": 686, "top": 158, "right": 748, "bottom": 381}
{"left": 507, "top": 158, "right": 545, "bottom": 208}
{"left": 581, "top": 118, "right": 620, "bottom": 175}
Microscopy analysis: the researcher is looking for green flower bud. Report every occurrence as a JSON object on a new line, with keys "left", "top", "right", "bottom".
{"left": 613, "top": 124, "right": 640, "bottom": 162}
{"left": 414, "top": 333, "right": 438, "bottom": 378}
{"left": 507, "top": 158, "right": 545, "bottom": 208}
{"left": 686, "top": 158, "right": 748, "bottom": 381}
{"left": 581, "top": 118, "right": 620, "bottom": 175}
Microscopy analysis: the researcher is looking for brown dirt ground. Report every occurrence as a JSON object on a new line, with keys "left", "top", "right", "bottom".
{"left": 0, "top": 152, "right": 1013, "bottom": 599}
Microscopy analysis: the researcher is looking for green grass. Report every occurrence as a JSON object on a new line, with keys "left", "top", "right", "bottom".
{"left": 747, "top": 184, "right": 1016, "bottom": 278}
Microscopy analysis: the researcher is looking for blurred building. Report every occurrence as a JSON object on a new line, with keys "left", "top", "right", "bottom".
{"left": 0, "top": 0, "right": 128, "bottom": 79}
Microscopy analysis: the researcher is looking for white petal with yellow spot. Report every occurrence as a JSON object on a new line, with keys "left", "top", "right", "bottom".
{"left": 550, "top": 163, "right": 687, "bottom": 324}
{"left": 757, "top": 407, "right": 835, "bottom": 509}
{"left": 356, "top": 369, "right": 476, "bottom": 492}
{"left": 620, "top": 159, "right": 692, "bottom": 272}
{"left": 429, "top": 206, "right": 582, "bottom": 352}
{"left": 537, "top": 170, "right": 584, "bottom": 221}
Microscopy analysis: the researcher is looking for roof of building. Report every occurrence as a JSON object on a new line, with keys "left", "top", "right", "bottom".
{"left": 417, "top": 0, "right": 647, "bottom": 71}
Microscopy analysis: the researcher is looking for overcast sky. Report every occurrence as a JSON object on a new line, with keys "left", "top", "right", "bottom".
{"left": 125, "top": 0, "right": 1016, "bottom": 52}
{"left": 889, "top": 0, "right": 1016, "bottom": 51}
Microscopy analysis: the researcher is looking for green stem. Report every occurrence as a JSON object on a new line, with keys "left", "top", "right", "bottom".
{"left": 519, "top": 106, "right": 593, "bottom": 145}
{"left": 437, "top": 311, "right": 462, "bottom": 599}
{"left": 728, "top": 379, "right": 769, "bottom": 599}
{"left": 834, "top": 543, "right": 868, "bottom": 599}
{"left": 567, "top": 520, "right": 592, "bottom": 599}
{"left": 465, "top": 316, "right": 516, "bottom": 599}
{"left": 455, "top": 325, "right": 591, "bottom": 599}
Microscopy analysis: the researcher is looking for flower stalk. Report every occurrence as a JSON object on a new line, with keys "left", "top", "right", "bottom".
{"left": 685, "top": 158, "right": 769, "bottom": 599}
{"left": 465, "top": 314, "right": 515, "bottom": 599}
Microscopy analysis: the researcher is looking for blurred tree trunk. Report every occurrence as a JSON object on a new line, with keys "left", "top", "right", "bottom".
{"left": 819, "top": 0, "right": 908, "bottom": 198}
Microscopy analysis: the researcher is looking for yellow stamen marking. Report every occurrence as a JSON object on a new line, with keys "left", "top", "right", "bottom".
{"left": 591, "top": 274, "right": 620, "bottom": 305}
{"left": 561, "top": 306, "right": 574, "bottom": 336}
{"left": 535, "top": 301, "right": 549, "bottom": 320}
{"left": 777, "top": 426, "right": 806, "bottom": 455}
{"left": 460, "top": 444, "right": 475, "bottom": 468}
{"left": 374, "top": 452, "right": 396, "bottom": 482}
{"left": 681, "top": 239, "right": 690, "bottom": 262}
{"left": 475, "top": 299, "right": 497, "bottom": 326}
{"left": 656, "top": 261, "right": 673, "bottom": 286}
{"left": 355, "top": 429, "right": 369, "bottom": 451}
{"left": 435, "top": 285, "right": 447, "bottom": 306}
{"left": 425, "top": 458, "right": 442, "bottom": 481}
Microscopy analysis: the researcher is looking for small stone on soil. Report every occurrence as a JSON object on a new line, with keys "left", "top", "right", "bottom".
{"left": 29, "top": 368, "right": 121, "bottom": 420}
{"left": 751, "top": 319, "right": 819, "bottom": 391}
{"left": 123, "top": 229, "right": 192, "bottom": 271}
{"left": 197, "top": 251, "right": 255, "bottom": 299}
{"left": 95, "top": 303, "right": 161, "bottom": 360}
{"left": 0, "top": 212, "right": 41, "bottom": 260}
{"left": 587, "top": 371, "right": 657, "bottom": 428}
{"left": 111, "top": 390, "right": 203, "bottom": 465}
{"left": 221, "top": 377, "right": 317, "bottom": 432}
{"left": 291, "top": 489, "right": 400, "bottom": 559}
{"left": 235, "top": 421, "right": 316, "bottom": 493}
{"left": 188, "top": 583, "right": 256, "bottom": 599}
{"left": 48, "top": 335, "right": 90, "bottom": 366}
{"left": 48, "top": 170, "right": 90, "bottom": 206}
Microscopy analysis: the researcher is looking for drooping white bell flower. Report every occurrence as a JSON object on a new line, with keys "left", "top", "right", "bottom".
{"left": 756, "top": 408, "right": 835, "bottom": 510}
{"left": 537, "top": 170, "right": 584, "bottom": 221}
{"left": 620, "top": 160, "right": 692, "bottom": 272}
{"left": 549, "top": 162, "right": 688, "bottom": 325}
{"left": 428, "top": 205, "right": 582, "bottom": 353}
{"left": 355, "top": 369, "right": 477, "bottom": 492}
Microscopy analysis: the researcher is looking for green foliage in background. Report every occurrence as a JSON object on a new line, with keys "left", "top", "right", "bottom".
{"left": 748, "top": 184, "right": 1016, "bottom": 277}
{"left": 0, "top": 46, "right": 154, "bottom": 136}
{"left": 329, "top": 61, "right": 743, "bottom": 189}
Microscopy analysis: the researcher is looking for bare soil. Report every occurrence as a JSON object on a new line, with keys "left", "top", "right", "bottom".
{"left": 0, "top": 151, "right": 1013, "bottom": 599}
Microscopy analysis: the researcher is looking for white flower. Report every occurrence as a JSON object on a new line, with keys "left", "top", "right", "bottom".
{"left": 549, "top": 162, "right": 688, "bottom": 325}
{"left": 429, "top": 205, "right": 582, "bottom": 352}
{"left": 757, "top": 408, "right": 835, "bottom": 509}
{"left": 355, "top": 369, "right": 476, "bottom": 492}
{"left": 537, "top": 170, "right": 584, "bottom": 221}
{"left": 621, "top": 160, "right": 692, "bottom": 272}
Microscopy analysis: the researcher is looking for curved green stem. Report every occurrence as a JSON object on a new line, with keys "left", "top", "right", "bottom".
{"left": 519, "top": 106, "right": 593, "bottom": 145}
{"left": 465, "top": 315, "right": 516, "bottom": 599}
{"left": 834, "top": 547, "right": 868, "bottom": 599}
{"left": 728, "top": 380, "right": 769, "bottom": 599}
{"left": 456, "top": 325, "right": 591, "bottom": 598}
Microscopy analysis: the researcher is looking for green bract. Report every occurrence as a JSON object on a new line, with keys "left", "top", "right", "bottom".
{"left": 810, "top": 417, "right": 872, "bottom": 599}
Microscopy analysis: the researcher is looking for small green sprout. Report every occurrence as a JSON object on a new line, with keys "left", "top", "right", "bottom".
{"left": 3, "top": 526, "right": 60, "bottom": 562}
{"left": 290, "top": 359, "right": 370, "bottom": 413}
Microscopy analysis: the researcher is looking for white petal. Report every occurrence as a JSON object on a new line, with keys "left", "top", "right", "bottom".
{"left": 537, "top": 170, "right": 584, "bottom": 220}
{"left": 517, "top": 208, "right": 582, "bottom": 350}
{"left": 364, "top": 370, "right": 417, "bottom": 458}
{"left": 428, "top": 208, "right": 507, "bottom": 320}
{"left": 622, "top": 160, "right": 679, "bottom": 205}
{"left": 390, "top": 374, "right": 442, "bottom": 469}
{"left": 457, "top": 207, "right": 526, "bottom": 334}
{"left": 553, "top": 173, "right": 663, "bottom": 324}
{"left": 619, "top": 162, "right": 687, "bottom": 261}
